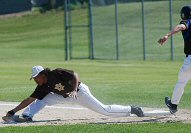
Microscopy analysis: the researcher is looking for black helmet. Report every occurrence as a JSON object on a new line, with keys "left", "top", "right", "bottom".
{"left": 180, "top": 5, "right": 191, "bottom": 20}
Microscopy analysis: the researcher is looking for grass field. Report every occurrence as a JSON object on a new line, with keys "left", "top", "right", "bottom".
{"left": 1, "top": 1, "right": 191, "bottom": 132}
{"left": 1, "top": 60, "right": 191, "bottom": 108}
{"left": 2, "top": 123, "right": 191, "bottom": 133}
{"left": 0, "top": 1, "right": 190, "bottom": 61}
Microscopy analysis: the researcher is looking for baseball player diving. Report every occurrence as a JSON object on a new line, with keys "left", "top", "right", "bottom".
{"left": 3, "top": 66, "right": 144, "bottom": 122}
{"left": 158, "top": 6, "right": 191, "bottom": 114}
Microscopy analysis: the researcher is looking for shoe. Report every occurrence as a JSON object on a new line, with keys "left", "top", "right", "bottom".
{"left": 165, "top": 97, "right": 177, "bottom": 114}
{"left": 131, "top": 106, "right": 144, "bottom": 117}
{"left": 14, "top": 115, "right": 33, "bottom": 122}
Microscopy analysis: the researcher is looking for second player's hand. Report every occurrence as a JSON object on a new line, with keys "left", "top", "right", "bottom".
{"left": 67, "top": 91, "right": 78, "bottom": 100}
{"left": 158, "top": 35, "right": 168, "bottom": 45}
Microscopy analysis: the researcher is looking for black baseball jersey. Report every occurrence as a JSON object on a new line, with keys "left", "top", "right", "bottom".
{"left": 30, "top": 68, "right": 78, "bottom": 100}
{"left": 180, "top": 19, "right": 191, "bottom": 55}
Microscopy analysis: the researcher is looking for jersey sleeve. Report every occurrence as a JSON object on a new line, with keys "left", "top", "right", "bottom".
{"left": 180, "top": 20, "right": 191, "bottom": 29}
{"left": 30, "top": 86, "right": 49, "bottom": 100}
{"left": 55, "top": 68, "right": 75, "bottom": 81}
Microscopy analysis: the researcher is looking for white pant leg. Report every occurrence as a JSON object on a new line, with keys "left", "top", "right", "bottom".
{"left": 22, "top": 92, "right": 74, "bottom": 118}
{"left": 171, "top": 56, "right": 191, "bottom": 105}
{"left": 23, "top": 83, "right": 131, "bottom": 118}
{"left": 22, "top": 99, "right": 46, "bottom": 118}
{"left": 77, "top": 83, "right": 131, "bottom": 117}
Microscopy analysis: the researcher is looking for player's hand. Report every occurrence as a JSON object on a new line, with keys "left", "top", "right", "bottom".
{"left": 158, "top": 35, "right": 168, "bottom": 45}
{"left": 67, "top": 91, "right": 78, "bottom": 100}
{"left": 6, "top": 110, "right": 15, "bottom": 117}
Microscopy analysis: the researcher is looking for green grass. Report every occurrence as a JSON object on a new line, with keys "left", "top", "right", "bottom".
{"left": 1, "top": 60, "right": 191, "bottom": 110}
{"left": 1, "top": 0, "right": 191, "bottom": 131}
{"left": 0, "top": 1, "right": 190, "bottom": 61}
{"left": 0, "top": 0, "right": 191, "bottom": 109}
{"left": 1, "top": 123, "right": 191, "bottom": 133}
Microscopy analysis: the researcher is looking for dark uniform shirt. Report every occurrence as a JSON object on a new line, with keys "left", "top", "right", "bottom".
{"left": 30, "top": 68, "right": 77, "bottom": 100}
{"left": 180, "top": 19, "right": 191, "bottom": 55}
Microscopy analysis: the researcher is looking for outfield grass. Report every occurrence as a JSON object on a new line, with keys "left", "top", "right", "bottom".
{"left": 0, "top": 1, "right": 190, "bottom": 61}
{"left": 1, "top": 0, "right": 191, "bottom": 131}
{"left": 1, "top": 123, "right": 191, "bottom": 133}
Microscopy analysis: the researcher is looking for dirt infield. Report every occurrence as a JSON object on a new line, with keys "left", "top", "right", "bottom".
{"left": 0, "top": 101, "right": 191, "bottom": 127}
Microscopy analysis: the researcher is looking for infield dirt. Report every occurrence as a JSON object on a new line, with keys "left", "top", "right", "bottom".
{"left": 0, "top": 101, "right": 191, "bottom": 127}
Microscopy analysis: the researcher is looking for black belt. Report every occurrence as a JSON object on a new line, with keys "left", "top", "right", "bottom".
{"left": 186, "top": 55, "right": 189, "bottom": 57}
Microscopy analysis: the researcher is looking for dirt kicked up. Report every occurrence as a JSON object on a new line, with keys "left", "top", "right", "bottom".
{"left": 0, "top": 101, "right": 191, "bottom": 127}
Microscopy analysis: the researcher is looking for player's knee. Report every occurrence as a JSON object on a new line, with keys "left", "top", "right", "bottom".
{"left": 98, "top": 105, "right": 112, "bottom": 116}
{"left": 177, "top": 80, "right": 188, "bottom": 86}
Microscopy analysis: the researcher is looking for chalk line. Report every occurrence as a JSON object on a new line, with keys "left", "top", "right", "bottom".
{"left": 0, "top": 103, "right": 88, "bottom": 110}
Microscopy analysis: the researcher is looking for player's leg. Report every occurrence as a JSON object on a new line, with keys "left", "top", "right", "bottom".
{"left": 166, "top": 56, "right": 191, "bottom": 113}
{"left": 22, "top": 99, "right": 46, "bottom": 118}
{"left": 77, "top": 83, "right": 144, "bottom": 117}
{"left": 22, "top": 92, "right": 70, "bottom": 119}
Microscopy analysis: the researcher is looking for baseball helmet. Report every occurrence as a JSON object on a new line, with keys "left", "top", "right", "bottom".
{"left": 180, "top": 5, "right": 191, "bottom": 20}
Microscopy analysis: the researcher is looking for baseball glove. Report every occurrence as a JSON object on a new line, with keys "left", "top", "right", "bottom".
{"left": 2, "top": 115, "right": 16, "bottom": 123}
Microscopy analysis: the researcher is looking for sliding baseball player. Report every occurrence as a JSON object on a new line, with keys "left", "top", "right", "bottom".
{"left": 158, "top": 6, "right": 191, "bottom": 114}
{"left": 3, "top": 65, "right": 144, "bottom": 122}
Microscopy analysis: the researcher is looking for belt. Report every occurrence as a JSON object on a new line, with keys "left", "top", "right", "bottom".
{"left": 186, "top": 55, "right": 190, "bottom": 57}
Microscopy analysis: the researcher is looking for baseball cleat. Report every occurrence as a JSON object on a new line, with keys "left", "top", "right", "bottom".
{"left": 131, "top": 106, "right": 144, "bottom": 117}
{"left": 165, "top": 97, "right": 177, "bottom": 114}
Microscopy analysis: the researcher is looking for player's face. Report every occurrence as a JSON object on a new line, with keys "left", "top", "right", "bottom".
{"left": 33, "top": 74, "right": 46, "bottom": 86}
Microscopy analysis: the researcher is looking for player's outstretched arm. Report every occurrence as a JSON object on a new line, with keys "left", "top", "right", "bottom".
{"left": 6, "top": 97, "right": 36, "bottom": 117}
{"left": 158, "top": 24, "right": 186, "bottom": 45}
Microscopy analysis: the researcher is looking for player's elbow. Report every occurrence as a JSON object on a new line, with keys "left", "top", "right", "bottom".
{"left": 177, "top": 24, "right": 186, "bottom": 31}
{"left": 179, "top": 26, "right": 186, "bottom": 31}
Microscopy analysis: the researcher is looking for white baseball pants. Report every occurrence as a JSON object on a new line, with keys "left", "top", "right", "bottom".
{"left": 22, "top": 83, "right": 131, "bottom": 118}
{"left": 171, "top": 55, "right": 191, "bottom": 105}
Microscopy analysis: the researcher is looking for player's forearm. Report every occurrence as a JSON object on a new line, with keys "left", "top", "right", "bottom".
{"left": 166, "top": 25, "right": 185, "bottom": 38}
{"left": 12, "top": 97, "right": 35, "bottom": 113}
{"left": 158, "top": 24, "right": 186, "bottom": 45}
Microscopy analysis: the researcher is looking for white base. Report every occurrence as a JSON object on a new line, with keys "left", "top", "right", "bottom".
{"left": 144, "top": 110, "right": 171, "bottom": 117}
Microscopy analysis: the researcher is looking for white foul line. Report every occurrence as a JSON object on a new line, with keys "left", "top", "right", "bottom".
{"left": 0, "top": 103, "right": 88, "bottom": 110}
